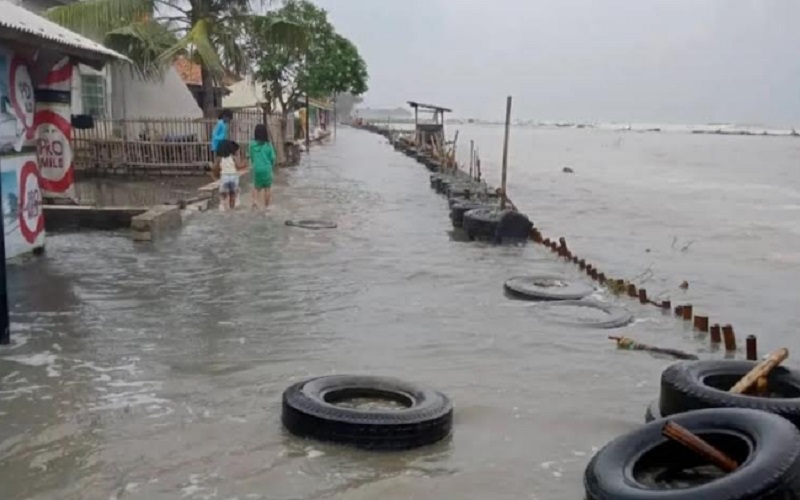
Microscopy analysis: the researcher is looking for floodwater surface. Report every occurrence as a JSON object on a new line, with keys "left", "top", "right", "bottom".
{"left": 1, "top": 126, "right": 798, "bottom": 499}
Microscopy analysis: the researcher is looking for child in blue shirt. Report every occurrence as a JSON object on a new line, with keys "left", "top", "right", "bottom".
{"left": 211, "top": 109, "right": 232, "bottom": 155}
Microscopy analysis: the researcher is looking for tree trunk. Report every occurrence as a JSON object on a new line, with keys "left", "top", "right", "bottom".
{"left": 200, "top": 65, "right": 215, "bottom": 117}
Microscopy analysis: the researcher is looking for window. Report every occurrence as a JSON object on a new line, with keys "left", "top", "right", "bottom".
{"left": 81, "top": 75, "right": 106, "bottom": 118}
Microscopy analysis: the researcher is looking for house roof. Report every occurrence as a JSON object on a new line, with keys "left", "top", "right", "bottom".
{"left": 174, "top": 56, "right": 236, "bottom": 87}
{"left": 408, "top": 101, "right": 452, "bottom": 113}
{"left": 0, "top": 0, "right": 129, "bottom": 63}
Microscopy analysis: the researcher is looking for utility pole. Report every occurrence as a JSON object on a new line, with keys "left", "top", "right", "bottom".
{"left": 305, "top": 94, "right": 310, "bottom": 152}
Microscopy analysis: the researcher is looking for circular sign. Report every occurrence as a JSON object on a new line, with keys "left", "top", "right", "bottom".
{"left": 18, "top": 161, "right": 44, "bottom": 244}
{"left": 35, "top": 110, "right": 73, "bottom": 193}
{"left": 9, "top": 56, "right": 35, "bottom": 138}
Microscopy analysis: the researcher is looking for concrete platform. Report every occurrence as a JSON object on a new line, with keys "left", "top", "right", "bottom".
{"left": 131, "top": 205, "right": 183, "bottom": 242}
{"left": 44, "top": 206, "right": 148, "bottom": 231}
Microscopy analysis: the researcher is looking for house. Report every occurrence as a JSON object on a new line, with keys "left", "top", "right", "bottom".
{"left": 174, "top": 56, "right": 233, "bottom": 112}
{"left": 14, "top": 0, "right": 203, "bottom": 121}
{"left": 0, "top": 0, "right": 127, "bottom": 258}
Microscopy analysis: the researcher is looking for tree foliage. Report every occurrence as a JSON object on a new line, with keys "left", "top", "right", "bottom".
{"left": 46, "top": 0, "right": 305, "bottom": 115}
{"left": 249, "top": 0, "right": 368, "bottom": 116}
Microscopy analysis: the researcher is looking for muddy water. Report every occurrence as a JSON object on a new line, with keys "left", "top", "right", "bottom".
{"left": 0, "top": 126, "right": 797, "bottom": 499}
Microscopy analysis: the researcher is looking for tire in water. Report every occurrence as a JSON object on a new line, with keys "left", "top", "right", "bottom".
{"left": 658, "top": 360, "right": 800, "bottom": 428}
{"left": 282, "top": 375, "right": 453, "bottom": 450}
{"left": 585, "top": 408, "right": 800, "bottom": 500}
{"left": 504, "top": 275, "right": 594, "bottom": 301}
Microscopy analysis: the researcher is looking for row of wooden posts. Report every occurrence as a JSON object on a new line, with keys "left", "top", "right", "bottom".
{"left": 488, "top": 95, "right": 763, "bottom": 361}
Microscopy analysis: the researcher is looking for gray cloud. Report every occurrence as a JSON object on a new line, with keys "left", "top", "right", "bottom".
{"left": 314, "top": 0, "right": 800, "bottom": 125}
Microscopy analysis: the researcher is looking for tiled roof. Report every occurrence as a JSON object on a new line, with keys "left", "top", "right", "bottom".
{"left": 0, "top": 0, "right": 128, "bottom": 61}
{"left": 174, "top": 56, "right": 236, "bottom": 87}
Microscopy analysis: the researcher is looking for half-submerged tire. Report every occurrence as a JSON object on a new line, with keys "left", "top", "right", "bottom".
{"left": 585, "top": 408, "right": 800, "bottom": 500}
{"left": 644, "top": 399, "right": 662, "bottom": 422}
{"left": 285, "top": 220, "right": 338, "bottom": 230}
{"left": 462, "top": 207, "right": 506, "bottom": 240}
{"left": 658, "top": 360, "right": 800, "bottom": 428}
{"left": 282, "top": 375, "right": 453, "bottom": 450}
{"left": 450, "top": 202, "right": 489, "bottom": 228}
{"left": 495, "top": 210, "right": 533, "bottom": 242}
{"left": 536, "top": 299, "right": 633, "bottom": 329}
{"left": 504, "top": 275, "right": 594, "bottom": 301}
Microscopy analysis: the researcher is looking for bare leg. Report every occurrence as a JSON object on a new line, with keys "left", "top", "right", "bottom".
{"left": 264, "top": 187, "right": 272, "bottom": 208}
{"left": 229, "top": 191, "right": 236, "bottom": 209}
{"left": 251, "top": 188, "right": 260, "bottom": 210}
{"left": 219, "top": 193, "right": 229, "bottom": 211}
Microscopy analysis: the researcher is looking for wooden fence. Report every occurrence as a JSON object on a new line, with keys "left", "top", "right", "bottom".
{"left": 72, "top": 111, "right": 289, "bottom": 176}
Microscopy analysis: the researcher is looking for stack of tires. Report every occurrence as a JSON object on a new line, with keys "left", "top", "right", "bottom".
{"left": 586, "top": 359, "right": 800, "bottom": 499}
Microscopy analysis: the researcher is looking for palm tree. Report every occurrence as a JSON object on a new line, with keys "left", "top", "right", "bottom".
{"left": 46, "top": 0, "right": 305, "bottom": 115}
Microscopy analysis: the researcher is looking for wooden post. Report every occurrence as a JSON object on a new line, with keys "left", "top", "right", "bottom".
{"left": 730, "top": 348, "right": 788, "bottom": 394}
{"left": 694, "top": 316, "right": 709, "bottom": 332}
{"left": 722, "top": 325, "right": 737, "bottom": 351}
{"left": 746, "top": 335, "right": 758, "bottom": 361}
{"left": 682, "top": 305, "right": 693, "bottom": 321}
{"left": 414, "top": 105, "right": 419, "bottom": 146}
{"left": 469, "top": 140, "right": 474, "bottom": 177}
{"left": 662, "top": 300, "right": 672, "bottom": 310}
{"left": 627, "top": 283, "right": 637, "bottom": 298}
{"left": 638, "top": 289, "right": 648, "bottom": 304}
{"left": 710, "top": 324, "right": 722, "bottom": 344}
{"left": 662, "top": 421, "right": 738, "bottom": 473}
{"left": 500, "top": 96, "right": 512, "bottom": 211}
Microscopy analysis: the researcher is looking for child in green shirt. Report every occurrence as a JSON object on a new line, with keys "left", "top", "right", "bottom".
{"left": 249, "top": 124, "right": 276, "bottom": 210}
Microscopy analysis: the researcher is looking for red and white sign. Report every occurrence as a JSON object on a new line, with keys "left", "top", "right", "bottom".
{"left": 40, "top": 57, "right": 72, "bottom": 92}
{"left": 9, "top": 56, "right": 35, "bottom": 139}
{"left": 35, "top": 109, "right": 74, "bottom": 194}
{"left": 18, "top": 160, "right": 43, "bottom": 244}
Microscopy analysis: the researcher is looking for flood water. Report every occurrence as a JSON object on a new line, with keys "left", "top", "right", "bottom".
{"left": 1, "top": 126, "right": 798, "bottom": 499}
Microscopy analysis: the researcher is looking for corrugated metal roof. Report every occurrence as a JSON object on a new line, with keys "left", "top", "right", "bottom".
{"left": 0, "top": 0, "right": 129, "bottom": 61}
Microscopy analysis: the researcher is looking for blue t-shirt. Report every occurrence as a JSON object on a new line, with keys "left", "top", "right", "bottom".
{"left": 211, "top": 120, "right": 229, "bottom": 153}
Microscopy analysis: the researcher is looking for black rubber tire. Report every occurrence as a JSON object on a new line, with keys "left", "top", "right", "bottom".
{"left": 494, "top": 210, "right": 533, "bottom": 242}
{"left": 447, "top": 185, "right": 473, "bottom": 200}
{"left": 659, "top": 360, "right": 800, "bottom": 429}
{"left": 585, "top": 408, "right": 800, "bottom": 500}
{"left": 437, "top": 180, "right": 452, "bottom": 195}
{"left": 285, "top": 220, "right": 338, "bottom": 230}
{"left": 463, "top": 207, "right": 506, "bottom": 240}
{"left": 535, "top": 299, "right": 634, "bottom": 329}
{"left": 450, "top": 202, "right": 489, "bottom": 228}
{"left": 644, "top": 399, "right": 661, "bottom": 422}
{"left": 504, "top": 275, "right": 594, "bottom": 301}
{"left": 282, "top": 375, "right": 453, "bottom": 450}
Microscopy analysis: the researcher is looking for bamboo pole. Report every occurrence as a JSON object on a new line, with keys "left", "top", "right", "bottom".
{"left": 662, "top": 421, "right": 738, "bottom": 473}
{"left": 500, "top": 96, "right": 512, "bottom": 211}
{"left": 729, "top": 348, "right": 788, "bottom": 394}
{"left": 469, "top": 140, "right": 474, "bottom": 177}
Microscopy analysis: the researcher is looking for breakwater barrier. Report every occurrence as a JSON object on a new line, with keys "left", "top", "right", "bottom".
{"left": 354, "top": 117, "right": 762, "bottom": 362}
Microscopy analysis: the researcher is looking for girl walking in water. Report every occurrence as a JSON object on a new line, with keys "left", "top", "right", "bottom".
{"left": 249, "top": 124, "right": 276, "bottom": 210}
{"left": 216, "top": 140, "right": 246, "bottom": 211}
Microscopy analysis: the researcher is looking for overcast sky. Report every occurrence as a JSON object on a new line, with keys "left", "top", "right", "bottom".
{"left": 311, "top": 0, "right": 800, "bottom": 125}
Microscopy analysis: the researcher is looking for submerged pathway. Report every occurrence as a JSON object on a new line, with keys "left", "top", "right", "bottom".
{"left": 2, "top": 128, "right": 682, "bottom": 500}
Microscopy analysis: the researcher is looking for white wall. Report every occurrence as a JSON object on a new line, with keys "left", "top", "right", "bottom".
{"left": 111, "top": 64, "right": 203, "bottom": 120}
{"left": 70, "top": 64, "right": 202, "bottom": 121}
